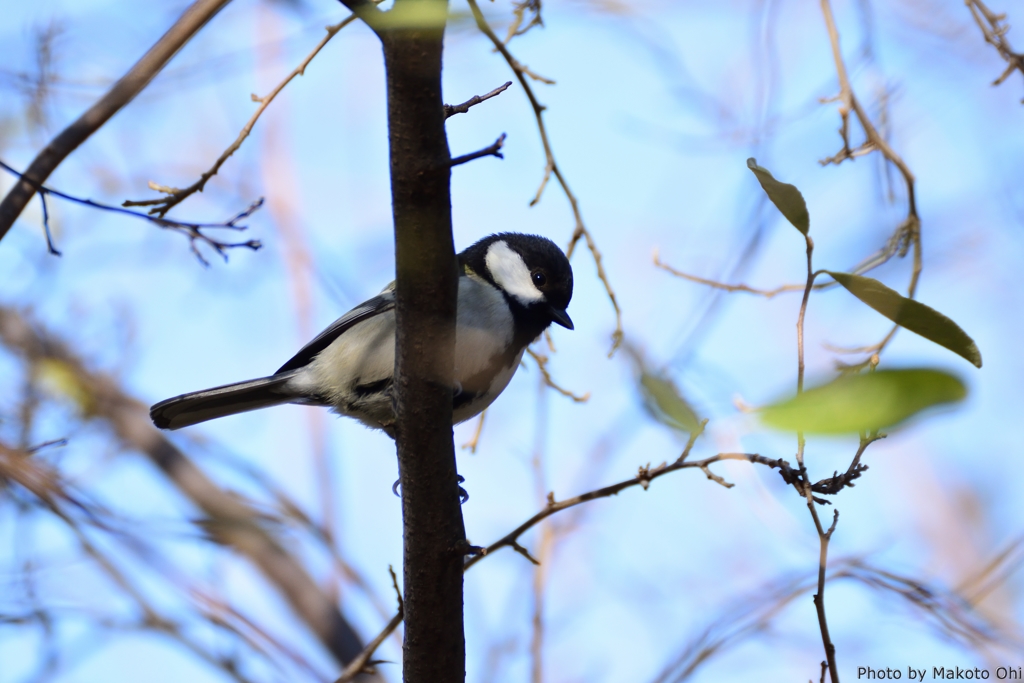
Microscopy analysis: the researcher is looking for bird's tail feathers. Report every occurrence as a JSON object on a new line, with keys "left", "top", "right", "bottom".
{"left": 150, "top": 372, "right": 301, "bottom": 430}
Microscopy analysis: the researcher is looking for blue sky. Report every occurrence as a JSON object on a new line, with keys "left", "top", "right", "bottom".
{"left": 2, "top": 1, "right": 1023, "bottom": 681}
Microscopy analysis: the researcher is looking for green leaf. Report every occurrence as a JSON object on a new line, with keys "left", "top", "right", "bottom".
{"left": 761, "top": 368, "right": 966, "bottom": 434}
{"left": 640, "top": 372, "right": 701, "bottom": 433}
{"left": 372, "top": 1, "right": 453, "bottom": 30}
{"left": 826, "top": 271, "right": 983, "bottom": 368}
{"left": 746, "top": 158, "right": 810, "bottom": 235}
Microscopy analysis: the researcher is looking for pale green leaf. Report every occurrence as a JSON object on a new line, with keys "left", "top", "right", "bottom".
{"left": 761, "top": 368, "right": 966, "bottom": 434}
{"left": 746, "top": 158, "right": 810, "bottom": 235}
{"left": 372, "top": 1, "right": 453, "bottom": 30}
{"left": 826, "top": 271, "right": 982, "bottom": 368}
{"left": 640, "top": 372, "right": 701, "bottom": 433}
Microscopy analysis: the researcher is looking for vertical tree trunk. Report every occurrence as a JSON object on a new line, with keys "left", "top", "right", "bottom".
{"left": 381, "top": 6, "right": 466, "bottom": 682}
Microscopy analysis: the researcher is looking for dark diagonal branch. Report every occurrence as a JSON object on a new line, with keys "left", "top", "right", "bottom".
{"left": 124, "top": 14, "right": 360, "bottom": 217}
{"left": 450, "top": 133, "right": 506, "bottom": 167}
{"left": 0, "top": 160, "right": 262, "bottom": 265}
{"left": 444, "top": 81, "right": 512, "bottom": 119}
{"left": 0, "top": 0, "right": 235, "bottom": 242}
{"left": 335, "top": 567, "right": 404, "bottom": 683}
{"left": 967, "top": 0, "right": 1024, "bottom": 101}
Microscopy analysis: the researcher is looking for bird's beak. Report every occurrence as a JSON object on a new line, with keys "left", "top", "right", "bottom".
{"left": 549, "top": 306, "right": 574, "bottom": 330}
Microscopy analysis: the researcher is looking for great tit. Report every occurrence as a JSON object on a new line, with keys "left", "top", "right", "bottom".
{"left": 150, "top": 233, "right": 574, "bottom": 433}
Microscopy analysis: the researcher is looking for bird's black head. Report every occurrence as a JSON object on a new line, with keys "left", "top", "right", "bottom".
{"left": 460, "top": 233, "right": 574, "bottom": 334}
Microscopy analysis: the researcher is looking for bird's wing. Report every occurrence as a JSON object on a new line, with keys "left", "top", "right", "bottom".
{"left": 275, "top": 287, "right": 395, "bottom": 374}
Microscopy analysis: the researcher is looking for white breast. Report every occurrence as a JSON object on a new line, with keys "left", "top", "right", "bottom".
{"left": 290, "top": 273, "right": 521, "bottom": 429}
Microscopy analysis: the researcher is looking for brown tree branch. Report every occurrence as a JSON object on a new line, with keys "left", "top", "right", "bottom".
{"left": 354, "top": 424, "right": 809, "bottom": 656}
{"left": 334, "top": 568, "right": 404, "bottom": 683}
{"left": 966, "top": 0, "right": 1024, "bottom": 101}
{"left": 819, "top": 0, "right": 921, "bottom": 367}
{"left": 0, "top": 159, "right": 262, "bottom": 264}
{"left": 124, "top": 13, "right": 361, "bottom": 217}
{"left": 654, "top": 247, "right": 811, "bottom": 298}
{"left": 788, "top": 227, "right": 842, "bottom": 683}
{"left": 444, "top": 81, "right": 512, "bottom": 119}
{"left": 0, "top": 0, "right": 235, "bottom": 242}
{"left": 450, "top": 133, "right": 506, "bottom": 167}
{"left": 378, "top": 2, "right": 466, "bottom": 681}
{"left": 465, "top": 0, "right": 624, "bottom": 356}
{"left": 526, "top": 348, "right": 589, "bottom": 402}
{"left": 464, "top": 422, "right": 800, "bottom": 571}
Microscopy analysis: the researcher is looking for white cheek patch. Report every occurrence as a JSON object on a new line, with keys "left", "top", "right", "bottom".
{"left": 485, "top": 240, "right": 545, "bottom": 304}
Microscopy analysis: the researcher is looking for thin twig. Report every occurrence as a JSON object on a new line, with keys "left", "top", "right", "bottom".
{"left": 0, "top": 0, "right": 235, "bottom": 241}
{"left": 966, "top": 0, "right": 1024, "bottom": 102}
{"left": 444, "top": 81, "right": 512, "bottom": 119}
{"left": 526, "top": 348, "right": 589, "bottom": 402}
{"left": 810, "top": 507, "right": 840, "bottom": 683}
{"left": 38, "top": 187, "right": 60, "bottom": 255}
{"left": 796, "top": 236, "right": 816, "bottom": 398}
{"left": 0, "top": 307, "right": 371, "bottom": 669}
{"left": 326, "top": 421, "right": 812, "bottom": 664}
{"left": 463, "top": 425, "right": 805, "bottom": 571}
{"left": 819, "top": 0, "right": 921, "bottom": 364}
{"left": 0, "top": 160, "right": 261, "bottom": 264}
{"left": 810, "top": 433, "right": 884, "bottom": 496}
{"left": 654, "top": 247, "right": 816, "bottom": 298}
{"left": 334, "top": 615, "right": 402, "bottom": 683}
{"left": 655, "top": 218, "right": 910, "bottom": 301}
{"left": 333, "top": 567, "right": 404, "bottom": 682}
{"left": 788, "top": 223, "right": 841, "bottom": 682}
{"left": 466, "top": 0, "right": 623, "bottom": 355}
{"left": 450, "top": 133, "right": 506, "bottom": 167}
{"left": 503, "top": 0, "right": 544, "bottom": 45}
{"left": 460, "top": 410, "right": 487, "bottom": 452}
{"left": 124, "top": 15, "right": 358, "bottom": 216}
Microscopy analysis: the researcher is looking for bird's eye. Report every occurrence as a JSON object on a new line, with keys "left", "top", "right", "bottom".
{"left": 531, "top": 271, "right": 547, "bottom": 288}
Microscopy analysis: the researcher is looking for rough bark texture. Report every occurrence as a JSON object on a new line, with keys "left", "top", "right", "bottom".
{"left": 382, "top": 9, "right": 467, "bottom": 683}
{"left": 0, "top": 0, "right": 234, "bottom": 240}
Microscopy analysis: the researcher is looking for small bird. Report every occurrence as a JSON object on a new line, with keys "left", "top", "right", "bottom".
{"left": 150, "top": 233, "right": 574, "bottom": 433}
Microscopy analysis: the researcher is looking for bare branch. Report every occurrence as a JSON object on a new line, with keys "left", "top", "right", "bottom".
{"left": 0, "top": 160, "right": 262, "bottom": 264}
{"left": 124, "top": 15, "right": 359, "bottom": 217}
{"left": 466, "top": 0, "right": 623, "bottom": 355}
{"left": 503, "top": 1, "right": 544, "bottom": 45}
{"left": 450, "top": 133, "right": 506, "bottom": 167}
{"left": 0, "top": 0, "right": 235, "bottom": 242}
{"left": 819, "top": 0, "right": 922, "bottom": 363}
{"left": 460, "top": 410, "right": 486, "bottom": 452}
{"left": 444, "top": 81, "right": 512, "bottom": 119}
{"left": 463, "top": 422, "right": 805, "bottom": 571}
{"left": 526, "top": 348, "right": 589, "bottom": 402}
{"left": 654, "top": 247, "right": 811, "bottom": 298}
{"left": 334, "top": 567, "right": 404, "bottom": 683}
{"left": 810, "top": 433, "right": 884, "bottom": 496}
{"left": 966, "top": 0, "right": 1024, "bottom": 101}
